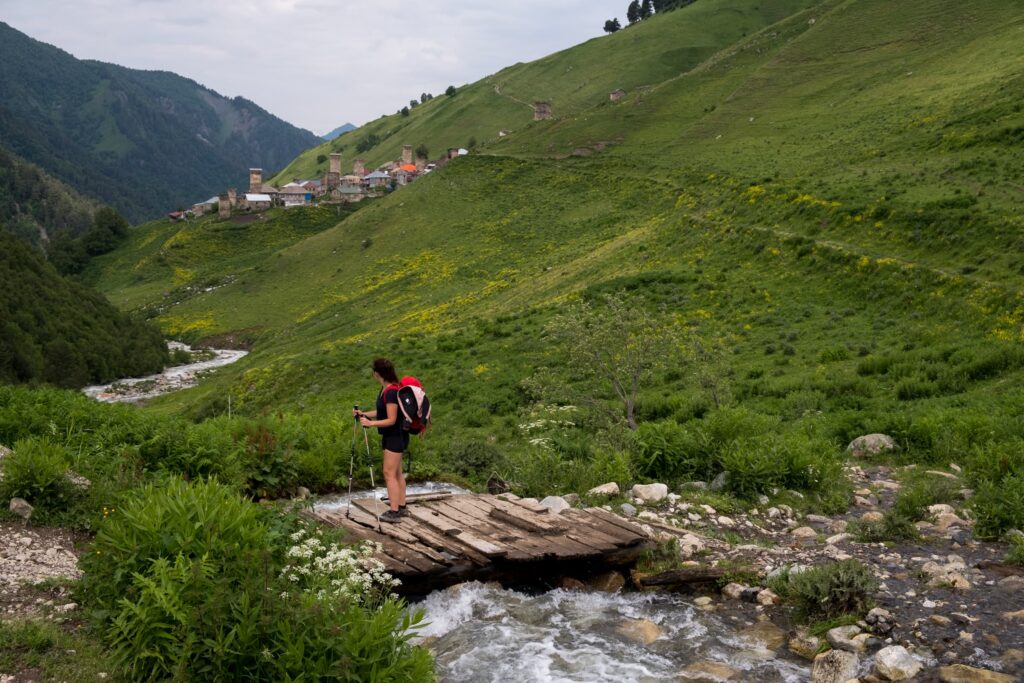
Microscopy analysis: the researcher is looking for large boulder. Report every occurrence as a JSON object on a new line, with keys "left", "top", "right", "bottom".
{"left": 631, "top": 483, "right": 668, "bottom": 503}
{"left": 811, "top": 650, "right": 859, "bottom": 683}
{"left": 679, "top": 660, "right": 738, "bottom": 680}
{"left": 847, "top": 433, "right": 896, "bottom": 457}
{"left": 874, "top": 645, "right": 922, "bottom": 681}
{"left": 617, "top": 618, "right": 662, "bottom": 645}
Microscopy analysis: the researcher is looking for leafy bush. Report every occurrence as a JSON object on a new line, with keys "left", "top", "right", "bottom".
{"left": 848, "top": 512, "right": 920, "bottom": 543}
{"left": 0, "top": 437, "right": 74, "bottom": 510}
{"left": 972, "top": 475, "right": 1024, "bottom": 539}
{"left": 891, "top": 472, "right": 961, "bottom": 521}
{"left": 1007, "top": 534, "right": 1024, "bottom": 566}
{"left": 83, "top": 479, "right": 433, "bottom": 681}
{"left": 718, "top": 432, "right": 843, "bottom": 500}
{"left": 632, "top": 420, "right": 708, "bottom": 481}
{"left": 447, "top": 438, "right": 507, "bottom": 478}
{"left": 771, "top": 560, "right": 878, "bottom": 621}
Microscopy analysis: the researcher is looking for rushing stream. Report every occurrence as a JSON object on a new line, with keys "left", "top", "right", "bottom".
{"left": 83, "top": 342, "right": 247, "bottom": 403}
{"left": 414, "top": 582, "right": 807, "bottom": 682}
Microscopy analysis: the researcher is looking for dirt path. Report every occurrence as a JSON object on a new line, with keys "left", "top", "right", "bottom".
{"left": 0, "top": 522, "right": 84, "bottom": 618}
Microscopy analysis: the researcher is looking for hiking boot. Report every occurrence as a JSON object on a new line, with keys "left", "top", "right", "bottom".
{"left": 399, "top": 505, "right": 409, "bottom": 516}
{"left": 380, "top": 509, "right": 403, "bottom": 524}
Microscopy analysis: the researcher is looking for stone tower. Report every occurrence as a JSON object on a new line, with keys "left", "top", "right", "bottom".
{"left": 353, "top": 159, "right": 365, "bottom": 176}
{"left": 402, "top": 144, "right": 413, "bottom": 165}
{"left": 327, "top": 153, "right": 342, "bottom": 188}
{"left": 227, "top": 187, "right": 237, "bottom": 208}
{"left": 533, "top": 101, "right": 552, "bottom": 121}
{"left": 249, "top": 168, "right": 263, "bottom": 194}
{"left": 218, "top": 193, "right": 230, "bottom": 219}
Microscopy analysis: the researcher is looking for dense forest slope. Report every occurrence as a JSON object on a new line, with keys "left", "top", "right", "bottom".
{"left": 0, "top": 22, "right": 320, "bottom": 223}
{"left": 0, "top": 146, "right": 95, "bottom": 245}
{"left": 0, "top": 233, "right": 168, "bottom": 388}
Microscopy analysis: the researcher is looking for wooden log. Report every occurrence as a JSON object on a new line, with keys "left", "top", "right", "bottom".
{"left": 382, "top": 492, "right": 454, "bottom": 504}
{"left": 632, "top": 566, "right": 727, "bottom": 588}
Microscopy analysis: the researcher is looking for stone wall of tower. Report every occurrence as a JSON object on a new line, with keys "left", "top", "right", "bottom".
{"left": 353, "top": 159, "right": 365, "bottom": 176}
{"left": 329, "top": 153, "right": 341, "bottom": 175}
{"left": 249, "top": 168, "right": 263, "bottom": 194}
{"left": 533, "top": 101, "right": 552, "bottom": 121}
{"left": 218, "top": 194, "right": 230, "bottom": 218}
{"left": 227, "top": 187, "right": 237, "bottom": 208}
{"left": 402, "top": 144, "right": 413, "bottom": 165}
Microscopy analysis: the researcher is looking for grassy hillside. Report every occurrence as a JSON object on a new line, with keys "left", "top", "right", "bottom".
{"left": 271, "top": 0, "right": 819, "bottom": 182}
{"left": 89, "top": 0, "right": 1024, "bottom": 529}
{"left": 0, "top": 22, "right": 320, "bottom": 222}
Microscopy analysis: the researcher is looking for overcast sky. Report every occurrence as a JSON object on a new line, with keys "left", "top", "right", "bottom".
{"left": 2, "top": 0, "right": 627, "bottom": 135}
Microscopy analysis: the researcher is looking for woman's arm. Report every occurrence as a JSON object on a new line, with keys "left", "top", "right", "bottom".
{"left": 360, "top": 402, "right": 398, "bottom": 428}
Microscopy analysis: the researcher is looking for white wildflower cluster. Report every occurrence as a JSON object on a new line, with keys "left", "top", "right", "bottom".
{"left": 279, "top": 528, "right": 400, "bottom": 604}
{"left": 518, "top": 404, "right": 578, "bottom": 433}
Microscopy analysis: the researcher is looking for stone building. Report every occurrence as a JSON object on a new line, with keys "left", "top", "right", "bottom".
{"left": 249, "top": 168, "right": 263, "bottom": 193}
{"left": 353, "top": 159, "right": 366, "bottom": 176}
{"left": 218, "top": 193, "right": 231, "bottom": 218}
{"left": 534, "top": 101, "right": 552, "bottom": 121}
{"left": 327, "top": 153, "right": 341, "bottom": 189}
{"left": 610, "top": 89, "right": 626, "bottom": 102}
{"left": 227, "top": 187, "right": 237, "bottom": 209}
{"left": 402, "top": 144, "right": 413, "bottom": 166}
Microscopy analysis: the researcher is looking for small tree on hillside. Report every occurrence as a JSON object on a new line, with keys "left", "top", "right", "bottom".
{"left": 626, "top": 0, "right": 642, "bottom": 24}
{"left": 445, "top": 85, "right": 457, "bottom": 97}
{"left": 545, "top": 294, "right": 689, "bottom": 430}
{"left": 400, "top": 106, "right": 410, "bottom": 117}
{"left": 414, "top": 144, "right": 429, "bottom": 161}
{"left": 603, "top": 18, "right": 622, "bottom": 33}
{"left": 640, "top": 0, "right": 654, "bottom": 19}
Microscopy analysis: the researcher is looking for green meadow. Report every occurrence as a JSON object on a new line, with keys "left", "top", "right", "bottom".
{"left": 73, "top": 0, "right": 1024, "bottom": 529}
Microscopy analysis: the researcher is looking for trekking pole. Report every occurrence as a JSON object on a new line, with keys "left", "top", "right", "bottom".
{"left": 346, "top": 406, "right": 359, "bottom": 520}
{"left": 361, "top": 421, "right": 384, "bottom": 531}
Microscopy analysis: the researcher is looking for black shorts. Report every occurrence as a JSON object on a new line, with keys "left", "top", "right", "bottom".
{"left": 381, "top": 430, "right": 410, "bottom": 453}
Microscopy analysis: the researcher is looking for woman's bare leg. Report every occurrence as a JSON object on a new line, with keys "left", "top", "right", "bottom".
{"left": 383, "top": 450, "right": 403, "bottom": 511}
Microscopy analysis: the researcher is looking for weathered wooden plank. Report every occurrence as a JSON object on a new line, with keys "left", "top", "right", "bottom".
{"left": 326, "top": 521, "right": 437, "bottom": 574}
{"left": 338, "top": 506, "right": 451, "bottom": 565}
{"left": 583, "top": 507, "right": 649, "bottom": 540}
{"left": 382, "top": 492, "right": 454, "bottom": 504}
{"left": 495, "top": 494, "right": 550, "bottom": 515}
{"left": 455, "top": 497, "right": 600, "bottom": 560}
{"left": 557, "top": 509, "right": 647, "bottom": 547}
{"left": 405, "top": 505, "right": 508, "bottom": 558}
{"left": 479, "top": 497, "right": 567, "bottom": 534}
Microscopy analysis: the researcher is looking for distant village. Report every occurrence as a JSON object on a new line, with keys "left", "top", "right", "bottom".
{"left": 172, "top": 143, "right": 470, "bottom": 221}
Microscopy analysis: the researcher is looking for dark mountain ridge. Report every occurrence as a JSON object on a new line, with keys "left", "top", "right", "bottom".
{"left": 0, "top": 22, "right": 320, "bottom": 222}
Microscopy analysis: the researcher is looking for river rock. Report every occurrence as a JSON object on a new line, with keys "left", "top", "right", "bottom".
{"left": 756, "top": 589, "right": 781, "bottom": 606}
{"left": 874, "top": 645, "right": 921, "bottom": 680}
{"left": 811, "top": 650, "right": 859, "bottom": 683}
{"left": 540, "top": 496, "right": 571, "bottom": 513}
{"left": 679, "top": 660, "right": 738, "bottom": 680}
{"left": 9, "top": 497, "right": 34, "bottom": 523}
{"left": 826, "top": 625, "right": 864, "bottom": 653}
{"left": 721, "top": 582, "right": 747, "bottom": 600}
{"left": 617, "top": 618, "right": 662, "bottom": 645}
{"left": 937, "top": 664, "right": 1015, "bottom": 683}
{"left": 619, "top": 503, "right": 637, "bottom": 517}
{"left": 710, "top": 471, "right": 729, "bottom": 492}
{"left": 588, "top": 482, "right": 619, "bottom": 496}
{"left": 295, "top": 486, "right": 311, "bottom": 500}
{"left": 789, "top": 629, "right": 822, "bottom": 661}
{"left": 632, "top": 483, "right": 668, "bottom": 503}
{"left": 936, "top": 513, "right": 970, "bottom": 531}
{"left": 997, "top": 575, "right": 1024, "bottom": 592}
{"left": 847, "top": 433, "right": 896, "bottom": 457}
{"left": 861, "top": 511, "right": 885, "bottom": 523}
{"left": 791, "top": 526, "right": 818, "bottom": 540}
{"left": 563, "top": 493, "right": 580, "bottom": 505}
{"left": 1002, "top": 609, "right": 1024, "bottom": 621}
{"left": 679, "top": 533, "right": 705, "bottom": 557}
{"left": 557, "top": 577, "right": 586, "bottom": 591}
{"left": 928, "top": 503, "right": 956, "bottom": 516}
{"left": 588, "top": 571, "right": 625, "bottom": 593}
{"left": 739, "top": 621, "right": 786, "bottom": 652}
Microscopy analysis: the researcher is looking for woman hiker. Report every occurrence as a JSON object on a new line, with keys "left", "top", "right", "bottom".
{"left": 354, "top": 358, "right": 408, "bottom": 523}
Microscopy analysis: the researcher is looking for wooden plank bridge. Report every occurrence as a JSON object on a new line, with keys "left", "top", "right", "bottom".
{"left": 305, "top": 492, "right": 652, "bottom": 595}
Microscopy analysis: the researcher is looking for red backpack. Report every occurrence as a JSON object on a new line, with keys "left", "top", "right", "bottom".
{"left": 392, "top": 376, "right": 431, "bottom": 434}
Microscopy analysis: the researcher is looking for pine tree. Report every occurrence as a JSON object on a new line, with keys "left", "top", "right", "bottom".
{"left": 640, "top": 0, "right": 654, "bottom": 18}
{"left": 603, "top": 18, "right": 622, "bottom": 33}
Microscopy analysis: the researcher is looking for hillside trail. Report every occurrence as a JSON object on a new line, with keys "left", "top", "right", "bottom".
{"left": 490, "top": 81, "right": 534, "bottom": 111}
